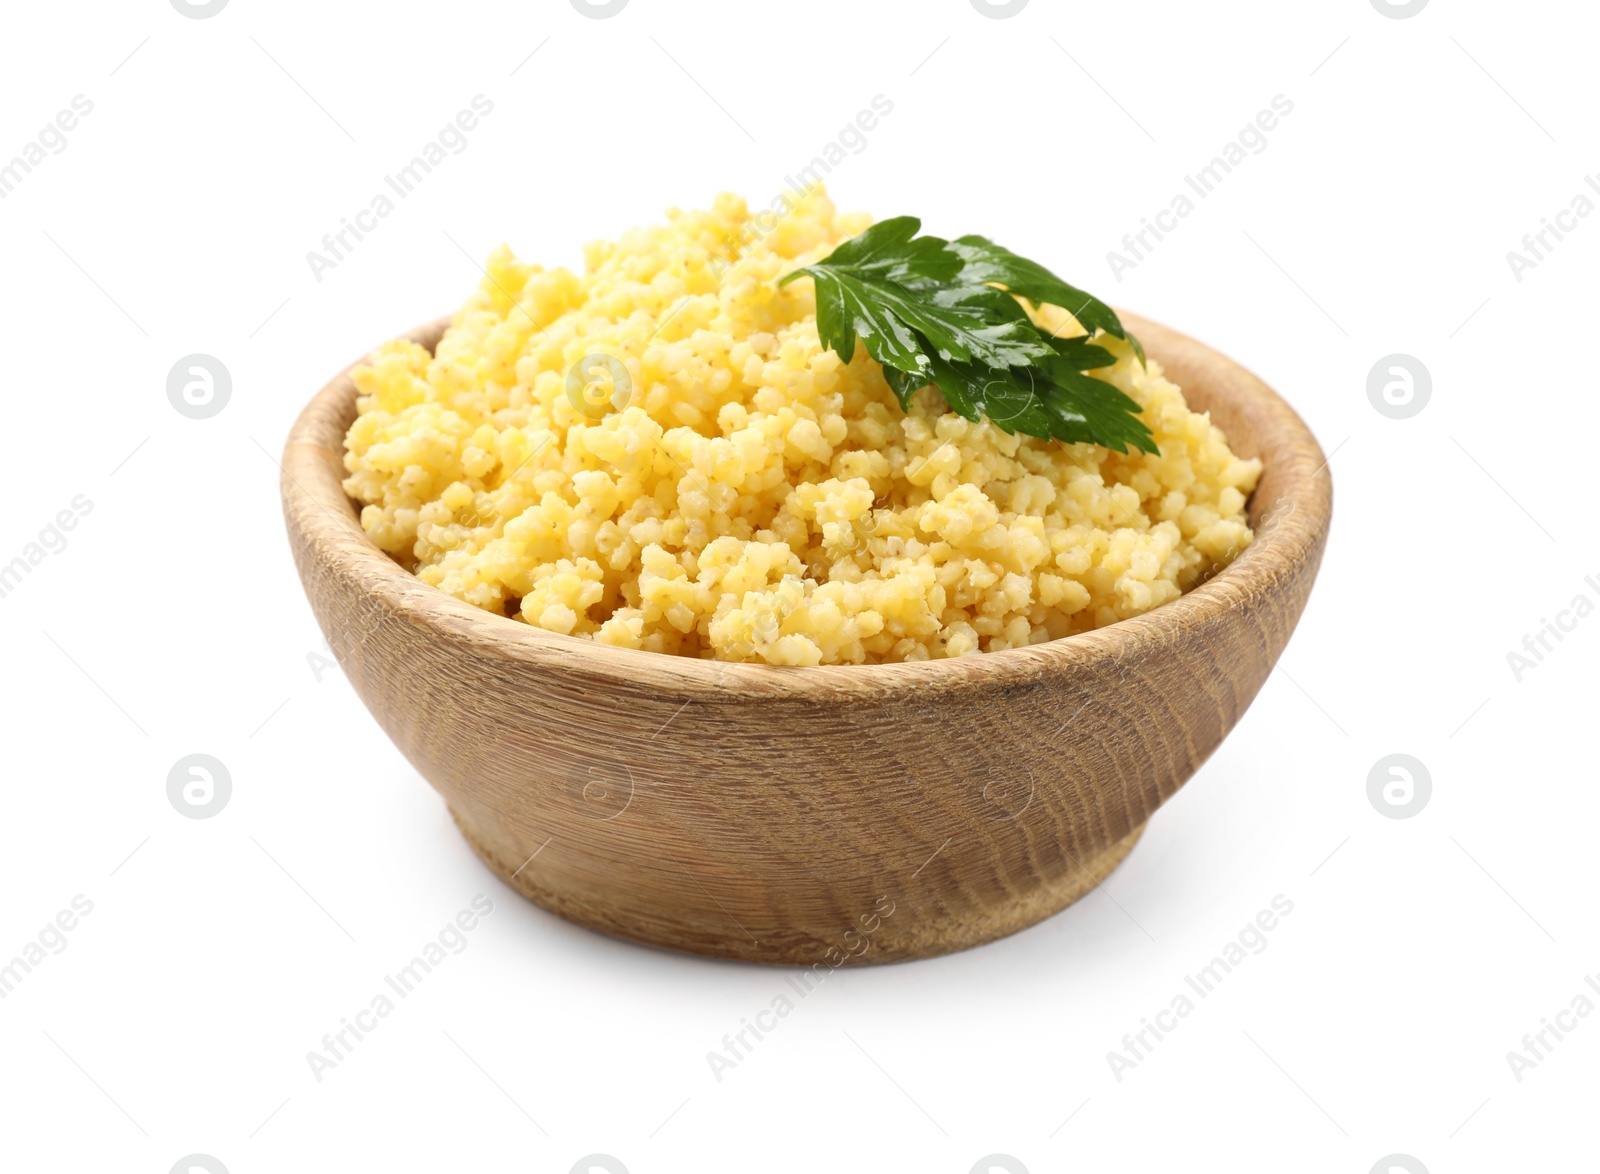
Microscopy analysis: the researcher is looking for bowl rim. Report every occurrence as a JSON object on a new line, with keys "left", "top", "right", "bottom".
{"left": 282, "top": 311, "right": 1331, "bottom": 702}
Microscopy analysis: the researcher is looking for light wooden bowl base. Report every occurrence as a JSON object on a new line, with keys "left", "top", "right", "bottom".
{"left": 449, "top": 802, "right": 1145, "bottom": 965}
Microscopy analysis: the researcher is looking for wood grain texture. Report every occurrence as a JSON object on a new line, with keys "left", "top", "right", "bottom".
{"left": 281, "top": 311, "right": 1332, "bottom": 965}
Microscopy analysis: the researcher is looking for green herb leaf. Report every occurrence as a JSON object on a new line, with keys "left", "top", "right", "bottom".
{"left": 949, "top": 235, "right": 1146, "bottom": 366}
{"left": 782, "top": 219, "right": 1157, "bottom": 454}
{"left": 803, "top": 267, "right": 936, "bottom": 380}
{"left": 924, "top": 355, "right": 1057, "bottom": 440}
{"left": 782, "top": 225, "right": 1055, "bottom": 380}
{"left": 1048, "top": 335, "right": 1118, "bottom": 372}
{"left": 1039, "top": 365, "right": 1160, "bottom": 454}
{"left": 808, "top": 216, "right": 961, "bottom": 287}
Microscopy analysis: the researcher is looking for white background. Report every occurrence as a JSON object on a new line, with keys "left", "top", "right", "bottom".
{"left": 1, "top": 1, "right": 1595, "bottom": 1171}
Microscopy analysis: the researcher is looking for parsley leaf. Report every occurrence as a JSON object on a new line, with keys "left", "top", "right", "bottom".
{"left": 780, "top": 219, "right": 1157, "bottom": 455}
{"left": 787, "top": 217, "right": 1055, "bottom": 379}
{"left": 947, "top": 235, "right": 1146, "bottom": 366}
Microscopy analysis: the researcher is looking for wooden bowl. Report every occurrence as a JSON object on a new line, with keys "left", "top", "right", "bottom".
{"left": 282, "top": 312, "right": 1330, "bottom": 965}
